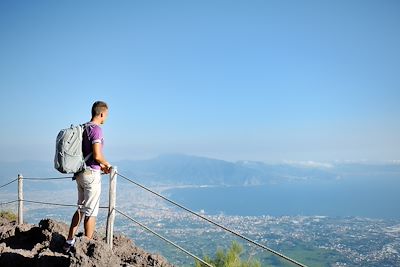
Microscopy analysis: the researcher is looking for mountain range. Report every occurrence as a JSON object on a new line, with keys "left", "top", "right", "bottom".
{"left": 1, "top": 154, "right": 399, "bottom": 188}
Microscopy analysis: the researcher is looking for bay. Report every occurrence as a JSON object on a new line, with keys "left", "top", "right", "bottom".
{"left": 165, "top": 177, "right": 400, "bottom": 219}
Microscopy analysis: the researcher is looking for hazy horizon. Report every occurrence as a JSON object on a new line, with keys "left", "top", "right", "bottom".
{"left": 0, "top": 152, "right": 399, "bottom": 165}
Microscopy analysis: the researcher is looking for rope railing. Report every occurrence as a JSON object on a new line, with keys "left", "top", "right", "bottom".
{"left": 23, "top": 200, "right": 79, "bottom": 208}
{"left": 0, "top": 178, "right": 18, "bottom": 189}
{"left": 23, "top": 199, "right": 108, "bottom": 209}
{"left": 0, "top": 172, "right": 211, "bottom": 267}
{"left": 0, "top": 200, "right": 18, "bottom": 205}
{"left": 0, "top": 178, "right": 18, "bottom": 206}
{"left": 115, "top": 208, "right": 213, "bottom": 267}
{"left": 1, "top": 171, "right": 309, "bottom": 267}
{"left": 117, "top": 171, "right": 308, "bottom": 267}
{"left": 23, "top": 176, "right": 73, "bottom": 180}
{"left": 0, "top": 199, "right": 107, "bottom": 209}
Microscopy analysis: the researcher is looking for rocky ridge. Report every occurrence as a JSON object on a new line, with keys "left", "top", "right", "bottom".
{"left": 0, "top": 217, "right": 174, "bottom": 267}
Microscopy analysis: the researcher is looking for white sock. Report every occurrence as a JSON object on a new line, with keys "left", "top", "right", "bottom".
{"left": 66, "top": 238, "right": 75, "bottom": 245}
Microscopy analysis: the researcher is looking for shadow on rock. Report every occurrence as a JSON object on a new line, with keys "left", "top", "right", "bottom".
{"left": 0, "top": 252, "right": 35, "bottom": 266}
{"left": 1, "top": 226, "right": 46, "bottom": 250}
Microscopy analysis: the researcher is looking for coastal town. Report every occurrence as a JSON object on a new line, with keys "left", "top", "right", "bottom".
{"left": 10, "top": 185, "right": 400, "bottom": 266}
{"left": 113, "top": 193, "right": 400, "bottom": 266}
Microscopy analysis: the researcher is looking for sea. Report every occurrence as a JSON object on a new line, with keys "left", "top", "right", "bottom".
{"left": 165, "top": 176, "right": 400, "bottom": 219}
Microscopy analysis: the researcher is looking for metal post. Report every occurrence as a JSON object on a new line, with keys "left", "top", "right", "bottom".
{"left": 106, "top": 166, "right": 117, "bottom": 248}
{"left": 18, "top": 174, "right": 23, "bottom": 225}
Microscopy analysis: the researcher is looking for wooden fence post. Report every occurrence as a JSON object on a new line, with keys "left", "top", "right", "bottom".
{"left": 18, "top": 174, "right": 23, "bottom": 225}
{"left": 106, "top": 166, "right": 117, "bottom": 248}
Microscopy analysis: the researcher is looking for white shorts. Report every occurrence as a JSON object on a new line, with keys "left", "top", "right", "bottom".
{"left": 75, "top": 168, "right": 101, "bottom": 217}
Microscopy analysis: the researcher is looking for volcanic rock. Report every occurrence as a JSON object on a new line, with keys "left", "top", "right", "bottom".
{"left": 0, "top": 217, "right": 174, "bottom": 267}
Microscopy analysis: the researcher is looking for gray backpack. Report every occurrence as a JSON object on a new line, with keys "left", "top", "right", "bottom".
{"left": 54, "top": 124, "right": 92, "bottom": 174}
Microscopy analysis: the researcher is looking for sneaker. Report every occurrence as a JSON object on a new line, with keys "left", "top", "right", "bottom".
{"left": 63, "top": 239, "right": 75, "bottom": 253}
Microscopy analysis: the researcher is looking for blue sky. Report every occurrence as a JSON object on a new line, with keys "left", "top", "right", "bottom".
{"left": 0, "top": 0, "right": 399, "bottom": 162}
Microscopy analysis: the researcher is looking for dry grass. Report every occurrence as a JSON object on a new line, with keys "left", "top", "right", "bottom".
{"left": 0, "top": 210, "right": 17, "bottom": 221}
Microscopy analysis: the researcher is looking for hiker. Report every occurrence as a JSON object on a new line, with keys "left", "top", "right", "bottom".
{"left": 63, "top": 101, "right": 112, "bottom": 253}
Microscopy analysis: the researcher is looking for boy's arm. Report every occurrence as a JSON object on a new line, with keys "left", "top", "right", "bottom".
{"left": 92, "top": 143, "right": 111, "bottom": 172}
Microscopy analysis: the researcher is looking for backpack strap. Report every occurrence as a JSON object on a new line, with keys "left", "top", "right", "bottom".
{"left": 82, "top": 122, "right": 94, "bottom": 164}
{"left": 84, "top": 152, "right": 93, "bottom": 163}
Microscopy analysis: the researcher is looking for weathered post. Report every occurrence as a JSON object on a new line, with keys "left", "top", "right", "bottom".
{"left": 18, "top": 174, "right": 23, "bottom": 225}
{"left": 106, "top": 166, "right": 117, "bottom": 248}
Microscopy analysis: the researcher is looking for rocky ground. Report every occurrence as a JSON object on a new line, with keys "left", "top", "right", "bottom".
{"left": 0, "top": 216, "right": 174, "bottom": 267}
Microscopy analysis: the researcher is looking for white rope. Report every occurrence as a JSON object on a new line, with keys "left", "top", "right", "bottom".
{"left": 117, "top": 171, "right": 308, "bottom": 267}
{"left": 115, "top": 208, "right": 213, "bottom": 267}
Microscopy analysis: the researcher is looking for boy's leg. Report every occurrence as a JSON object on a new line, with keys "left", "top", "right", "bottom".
{"left": 84, "top": 216, "right": 96, "bottom": 239}
{"left": 67, "top": 210, "right": 83, "bottom": 240}
{"left": 68, "top": 171, "right": 85, "bottom": 241}
{"left": 81, "top": 169, "right": 101, "bottom": 239}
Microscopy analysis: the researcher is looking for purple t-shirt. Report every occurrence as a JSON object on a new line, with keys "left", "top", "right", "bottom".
{"left": 82, "top": 122, "right": 104, "bottom": 170}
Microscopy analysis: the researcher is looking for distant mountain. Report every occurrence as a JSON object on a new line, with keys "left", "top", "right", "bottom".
{"left": 116, "top": 154, "right": 264, "bottom": 185}
{"left": 1, "top": 154, "right": 400, "bottom": 187}
{"left": 115, "top": 154, "right": 400, "bottom": 185}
